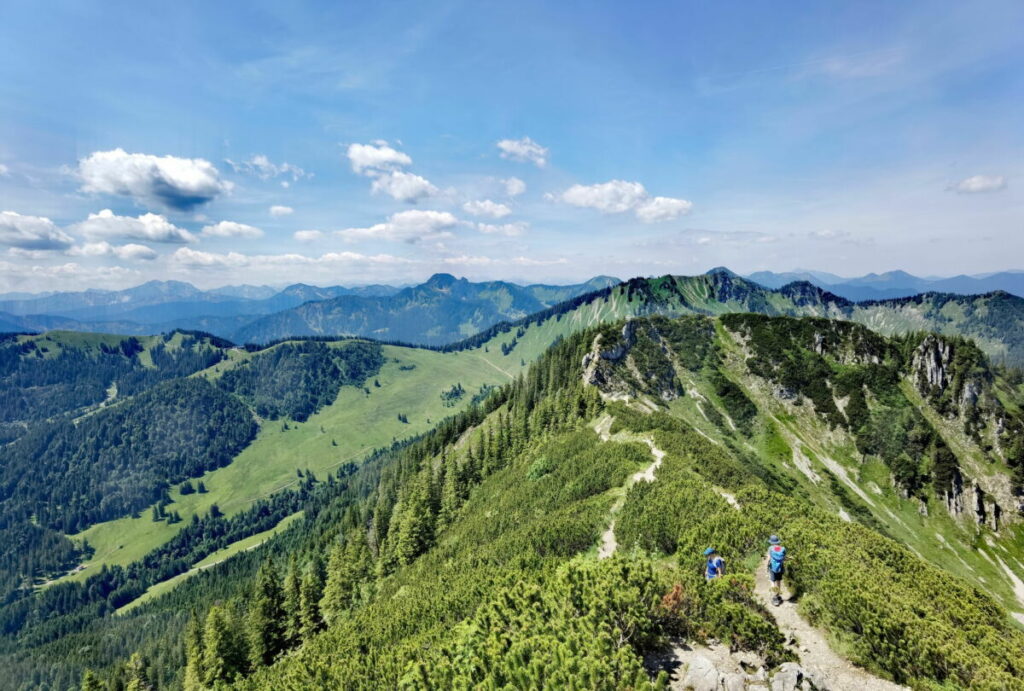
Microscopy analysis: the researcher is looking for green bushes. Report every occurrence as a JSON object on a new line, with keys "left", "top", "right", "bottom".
{"left": 614, "top": 407, "right": 1024, "bottom": 688}
{"left": 404, "top": 557, "right": 667, "bottom": 690}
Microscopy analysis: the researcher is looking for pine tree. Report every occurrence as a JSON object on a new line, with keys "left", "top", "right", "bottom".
{"left": 202, "top": 605, "right": 247, "bottom": 685}
{"left": 299, "top": 556, "right": 325, "bottom": 640}
{"left": 393, "top": 472, "right": 436, "bottom": 565}
{"left": 282, "top": 557, "right": 302, "bottom": 646}
{"left": 183, "top": 612, "right": 204, "bottom": 691}
{"left": 247, "top": 561, "right": 286, "bottom": 668}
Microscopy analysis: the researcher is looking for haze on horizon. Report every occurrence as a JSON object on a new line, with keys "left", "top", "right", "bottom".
{"left": 0, "top": 1, "right": 1021, "bottom": 293}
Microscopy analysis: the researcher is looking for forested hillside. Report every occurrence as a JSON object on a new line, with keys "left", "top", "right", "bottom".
{"left": 11, "top": 313, "right": 1022, "bottom": 690}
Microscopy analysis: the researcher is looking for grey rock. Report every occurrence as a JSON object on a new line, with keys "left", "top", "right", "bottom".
{"left": 681, "top": 655, "right": 720, "bottom": 691}
{"left": 722, "top": 672, "right": 747, "bottom": 691}
{"left": 770, "top": 662, "right": 806, "bottom": 691}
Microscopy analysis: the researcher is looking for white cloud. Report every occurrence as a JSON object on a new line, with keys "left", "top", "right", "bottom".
{"left": 336, "top": 209, "right": 457, "bottom": 244}
{"left": 370, "top": 171, "right": 438, "bottom": 202}
{"left": 0, "top": 210, "right": 74, "bottom": 250}
{"left": 0, "top": 260, "right": 141, "bottom": 292}
{"left": 497, "top": 137, "right": 548, "bottom": 167}
{"left": 511, "top": 256, "right": 569, "bottom": 266}
{"left": 171, "top": 247, "right": 249, "bottom": 268}
{"left": 504, "top": 177, "right": 526, "bottom": 197}
{"left": 562, "top": 180, "right": 646, "bottom": 213}
{"left": 463, "top": 199, "right": 512, "bottom": 218}
{"left": 0, "top": 164, "right": 9, "bottom": 177}
{"left": 201, "top": 221, "right": 264, "bottom": 238}
{"left": 170, "top": 247, "right": 412, "bottom": 270}
{"left": 77, "top": 149, "right": 232, "bottom": 210}
{"left": 952, "top": 175, "right": 1007, "bottom": 194}
{"left": 73, "top": 241, "right": 158, "bottom": 261}
{"left": 270, "top": 205, "right": 294, "bottom": 217}
{"left": 477, "top": 222, "right": 528, "bottom": 237}
{"left": 346, "top": 141, "right": 412, "bottom": 175}
{"left": 294, "top": 230, "right": 324, "bottom": 243}
{"left": 560, "top": 180, "right": 692, "bottom": 222}
{"left": 227, "top": 155, "right": 309, "bottom": 182}
{"left": 74, "top": 209, "right": 197, "bottom": 244}
{"left": 635, "top": 196, "right": 693, "bottom": 222}
{"left": 442, "top": 254, "right": 494, "bottom": 266}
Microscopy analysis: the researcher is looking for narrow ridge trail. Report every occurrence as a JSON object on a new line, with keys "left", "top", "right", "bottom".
{"left": 594, "top": 414, "right": 665, "bottom": 559}
{"left": 752, "top": 559, "right": 907, "bottom": 691}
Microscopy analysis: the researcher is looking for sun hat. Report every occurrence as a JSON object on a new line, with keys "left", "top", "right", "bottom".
{"left": 704, "top": 547, "right": 716, "bottom": 556}
{"left": 768, "top": 535, "right": 780, "bottom": 544}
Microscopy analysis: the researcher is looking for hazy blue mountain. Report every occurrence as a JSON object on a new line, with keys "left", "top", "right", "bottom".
{"left": 745, "top": 269, "right": 1024, "bottom": 300}
{"left": 232, "top": 273, "right": 622, "bottom": 345}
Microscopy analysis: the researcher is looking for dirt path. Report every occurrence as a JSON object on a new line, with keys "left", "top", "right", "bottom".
{"left": 598, "top": 428, "right": 665, "bottom": 560}
{"left": 752, "top": 558, "right": 907, "bottom": 691}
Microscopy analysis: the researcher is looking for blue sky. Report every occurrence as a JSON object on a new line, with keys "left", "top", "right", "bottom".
{"left": 0, "top": 0, "right": 1021, "bottom": 291}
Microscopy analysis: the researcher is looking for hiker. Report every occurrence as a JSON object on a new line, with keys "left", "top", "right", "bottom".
{"left": 704, "top": 547, "right": 725, "bottom": 580}
{"left": 767, "top": 535, "right": 786, "bottom": 605}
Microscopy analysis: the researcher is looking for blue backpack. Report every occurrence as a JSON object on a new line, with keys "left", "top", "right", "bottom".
{"left": 768, "top": 545, "right": 786, "bottom": 573}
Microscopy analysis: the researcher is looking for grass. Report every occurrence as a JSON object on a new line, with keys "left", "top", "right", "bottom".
{"left": 52, "top": 341, "right": 524, "bottom": 586}
{"left": 115, "top": 511, "right": 305, "bottom": 615}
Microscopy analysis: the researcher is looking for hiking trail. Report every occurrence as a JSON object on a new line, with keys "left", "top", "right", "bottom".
{"left": 595, "top": 415, "right": 665, "bottom": 559}
{"left": 749, "top": 558, "right": 907, "bottom": 691}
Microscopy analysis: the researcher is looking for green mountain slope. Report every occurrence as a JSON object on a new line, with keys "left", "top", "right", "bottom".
{"left": 9, "top": 313, "right": 1024, "bottom": 690}
{"left": 230, "top": 273, "right": 621, "bottom": 345}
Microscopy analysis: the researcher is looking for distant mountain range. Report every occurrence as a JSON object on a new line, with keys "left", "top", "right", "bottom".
{"left": 744, "top": 268, "right": 1024, "bottom": 301}
{"left": 0, "top": 275, "right": 622, "bottom": 346}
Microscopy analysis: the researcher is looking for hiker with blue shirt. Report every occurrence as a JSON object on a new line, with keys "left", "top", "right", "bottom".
{"left": 767, "top": 535, "right": 787, "bottom": 605}
{"left": 704, "top": 547, "right": 725, "bottom": 580}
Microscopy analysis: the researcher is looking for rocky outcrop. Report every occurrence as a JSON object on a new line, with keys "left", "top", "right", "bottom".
{"left": 943, "top": 475, "right": 1003, "bottom": 531}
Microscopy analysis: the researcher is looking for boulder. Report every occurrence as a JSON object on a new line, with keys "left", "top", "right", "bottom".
{"left": 770, "top": 662, "right": 806, "bottom": 691}
{"left": 681, "top": 655, "right": 720, "bottom": 691}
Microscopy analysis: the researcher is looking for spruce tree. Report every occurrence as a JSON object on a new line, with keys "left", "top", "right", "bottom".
{"left": 202, "top": 605, "right": 247, "bottom": 685}
{"left": 80, "top": 669, "right": 104, "bottom": 691}
{"left": 319, "top": 541, "right": 349, "bottom": 626}
{"left": 282, "top": 557, "right": 302, "bottom": 646}
{"left": 183, "top": 612, "right": 204, "bottom": 691}
{"left": 247, "top": 561, "right": 286, "bottom": 667}
{"left": 124, "top": 652, "right": 150, "bottom": 691}
{"left": 299, "top": 556, "right": 325, "bottom": 640}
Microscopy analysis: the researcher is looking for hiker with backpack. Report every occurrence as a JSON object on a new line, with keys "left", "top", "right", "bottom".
{"left": 704, "top": 547, "right": 725, "bottom": 580}
{"left": 767, "top": 535, "right": 786, "bottom": 605}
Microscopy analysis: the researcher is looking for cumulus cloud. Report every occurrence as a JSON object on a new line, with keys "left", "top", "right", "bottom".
{"left": 0, "top": 164, "right": 9, "bottom": 177}
{"left": 226, "top": 155, "right": 309, "bottom": 183}
{"left": 952, "top": 175, "right": 1007, "bottom": 194}
{"left": 463, "top": 199, "right": 512, "bottom": 218}
{"left": 635, "top": 196, "right": 694, "bottom": 222}
{"left": 77, "top": 149, "right": 232, "bottom": 210}
{"left": 370, "top": 171, "right": 438, "bottom": 203}
{"left": 346, "top": 141, "right": 412, "bottom": 174}
{"left": 336, "top": 210, "right": 457, "bottom": 244}
{"left": 346, "top": 141, "right": 438, "bottom": 202}
{"left": 477, "top": 222, "right": 527, "bottom": 236}
{"left": 0, "top": 211, "right": 74, "bottom": 250}
{"left": 497, "top": 137, "right": 548, "bottom": 167}
{"left": 201, "top": 221, "right": 264, "bottom": 238}
{"left": 74, "top": 209, "right": 197, "bottom": 244}
{"left": 294, "top": 230, "right": 324, "bottom": 243}
{"left": 72, "top": 241, "right": 158, "bottom": 261}
{"left": 270, "top": 205, "right": 294, "bottom": 217}
{"left": 560, "top": 180, "right": 692, "bottom": 222}
{"left": 504, "top": 177, "right": 526, "bottom": 197}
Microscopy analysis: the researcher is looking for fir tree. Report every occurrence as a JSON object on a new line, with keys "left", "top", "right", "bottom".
{"left": 247, "top": 561, "right": 286, "bottom": 667}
